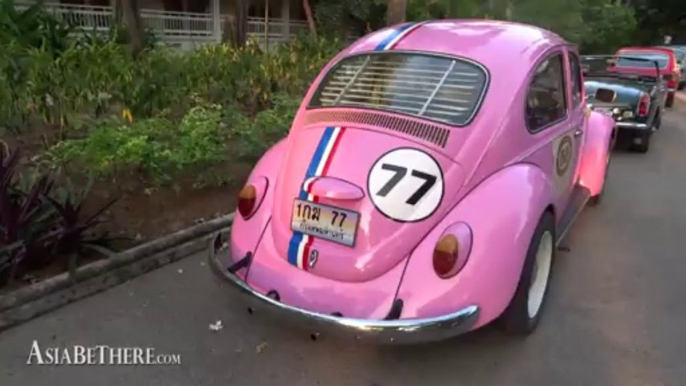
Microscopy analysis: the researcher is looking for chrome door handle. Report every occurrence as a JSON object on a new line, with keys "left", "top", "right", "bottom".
{"left": 574, "top": 130, "right": 583, "bottom": 137}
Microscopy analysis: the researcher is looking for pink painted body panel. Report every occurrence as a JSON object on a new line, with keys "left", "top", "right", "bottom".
{"left": 246, "top": 220, "right": 405, "bottom": 319}
{"left": 271, "top": 126, "right": 464, "bottom": 282}
{"left": 229, "top": 140, "right": 286, "bottom": 277}
{"left": 396, "top": 164, "right": 553, "bottom": 326}
{"left": 226, "top": 20, "right": 614, "bottom": 327}
{"left": 579, "top": 111, "right": 616, "bottom": 196}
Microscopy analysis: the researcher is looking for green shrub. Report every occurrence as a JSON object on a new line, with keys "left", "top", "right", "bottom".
{"left": 47, "top": 92, "right": 301, "bottom": 183}
{"left": 0, "top": 29, "right": 342, "bottom": 133}
{"left": 49, "top": 102, "right": 230, "bottom": 180}
{"left": 237, "top": 93, "right": 301, "bottom": 161}
{"left": 1, "top": 10, "right": 344, "bottom": 188}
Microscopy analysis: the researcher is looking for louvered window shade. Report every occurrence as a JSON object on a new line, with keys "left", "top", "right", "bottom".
{"left": 309, "top": 53, "right": 488, "bottom": 126}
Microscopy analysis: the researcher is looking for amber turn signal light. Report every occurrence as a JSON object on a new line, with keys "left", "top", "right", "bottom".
{"left": 432, "top": 234, "right": 460, "bottom": 278}
{"left": 237, "top": 185, "right": 257, "bottom": 218}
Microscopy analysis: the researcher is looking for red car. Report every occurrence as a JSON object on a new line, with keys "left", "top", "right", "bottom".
{"left": 612, "top": 47, "right": 681, "bottom": 107}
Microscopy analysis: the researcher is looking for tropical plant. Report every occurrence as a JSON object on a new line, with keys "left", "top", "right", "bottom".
{"left": 46, "top": 192, "right": 117, "bottom": 278}
{"left": 0, "top": 0, "right": 75, "bottom": 58}
{"left": 0, "top": 145, "right": 117, "bottom": 287}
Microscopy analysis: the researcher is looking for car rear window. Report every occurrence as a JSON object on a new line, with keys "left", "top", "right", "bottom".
{"left": 308, "top": 52, "right": 488, "bottom": 126}
{"left": 617, "top": 51, "right": 670, "bottom": 69}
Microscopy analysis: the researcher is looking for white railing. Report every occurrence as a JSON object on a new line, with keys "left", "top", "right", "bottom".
{"left": 15, "top": 2, "right": 310, "bottom": 44}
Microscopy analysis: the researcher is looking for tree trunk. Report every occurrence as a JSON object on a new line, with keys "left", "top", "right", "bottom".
{"left": 121, "top": 0, "right": 144, "bottom": 57}
{"left": 113, "top": 0, "right": 123, "bottom": 23}
{"left": 302, "top": 0, "right": 316, "bottom": 36}
{"left": 223, "top": 0, "right": 247, "bottom": 47}
{"left": 386, "top": 0, "right": 407, "bottom": 26}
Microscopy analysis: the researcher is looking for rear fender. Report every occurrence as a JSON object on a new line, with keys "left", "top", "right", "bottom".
{"left": 394, "top": 164, "right": 555, "bottom": 328}
{"left": 230, "top": 139, "right": 287, "bottom": 269}
{"left": 579, "top": 111, "right": 615, "bottom": 196}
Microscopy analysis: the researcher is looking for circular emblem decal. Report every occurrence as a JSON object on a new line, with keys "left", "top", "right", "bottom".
{"left": 367, "top": 148, "right": 444, "bottom": 223}
{"left": 556, "top": 136, "right": 573, "bottom": 176}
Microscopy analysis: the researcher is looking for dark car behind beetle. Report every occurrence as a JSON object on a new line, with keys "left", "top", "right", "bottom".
{"left": 582, "top": 55, "right": 667, "bottom": 153}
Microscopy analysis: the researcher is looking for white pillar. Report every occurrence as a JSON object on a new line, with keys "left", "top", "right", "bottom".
{"left": 281, "top": 0, "right": 290, "bottom": 41}
{"left": 212, "top": 0, "right": 221, "bottom": 43}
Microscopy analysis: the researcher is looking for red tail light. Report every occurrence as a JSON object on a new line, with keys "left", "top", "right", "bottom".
{"left": 668, "top": 78, "right": 677, "bottom": 89}
{"left": 638, "top": 94, "right": 650, "bottom": 117}
{"left": 237, "top": 185, "right": 257, "bottom": 218}
{"left": 433, "top": 235, "right": 459, "bottom": 278}
{"left": 432, "top": 224, "right": 472, "bottom": 279}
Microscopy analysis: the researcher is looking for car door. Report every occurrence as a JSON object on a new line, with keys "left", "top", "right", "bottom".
{"left": 525, "top": 50, "right": 579, "bottom": 212}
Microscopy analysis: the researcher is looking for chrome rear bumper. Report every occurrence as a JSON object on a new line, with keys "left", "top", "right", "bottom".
{"left": 616, "top": 122, "right": 649, "bottom": 129}
{"left": 208, "top": 235, "right": 479, "bottom": 344}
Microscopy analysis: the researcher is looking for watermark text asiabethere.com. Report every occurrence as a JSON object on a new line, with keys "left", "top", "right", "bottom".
{"left": 27, "top": 340, "right": 182, "bottom": 366}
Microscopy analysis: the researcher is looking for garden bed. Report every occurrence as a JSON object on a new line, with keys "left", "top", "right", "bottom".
{"left": 0, "top": 5, "right": 345, "bottom": 292}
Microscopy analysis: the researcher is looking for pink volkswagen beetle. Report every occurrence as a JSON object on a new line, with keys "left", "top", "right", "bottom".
{"left": 209, "top": 20, "right": 616, "bottom": 343}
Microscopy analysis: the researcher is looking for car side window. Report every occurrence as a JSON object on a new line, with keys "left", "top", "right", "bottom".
{"left": 526, "top": 53, "right": 568, "bottom": 132}
{"left": 568, "top": 52, "right": 583, "bottom": 108}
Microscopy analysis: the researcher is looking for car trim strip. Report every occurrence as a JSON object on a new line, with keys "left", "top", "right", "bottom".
{"left": 287, "top": 126, "right": 346, "bottom": 270}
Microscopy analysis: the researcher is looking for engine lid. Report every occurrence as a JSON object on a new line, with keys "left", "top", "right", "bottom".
{"left": 269, "top": 125, "right": 465, "bottom": 282}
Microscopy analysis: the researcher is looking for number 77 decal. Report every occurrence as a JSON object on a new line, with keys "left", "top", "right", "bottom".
{"left": 376, "top": 164, "right": 437, "bottom": 205}
{"left": 368, "top": 148, "right": 445, "bottom": 223}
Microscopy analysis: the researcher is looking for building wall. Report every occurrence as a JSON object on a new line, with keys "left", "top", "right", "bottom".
{"left": 59, "top": 0, "right": 303, "bottom": 19}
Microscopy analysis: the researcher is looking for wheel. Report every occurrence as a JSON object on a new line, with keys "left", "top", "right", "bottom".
{"left": 665, "top": 92, "right": 674, "bottom": 108}
{"left": 500, "top": 211, "right": 555, "bottom": 335}
{"left": 678, "top": 82, "right": 685, "bottom": 91}
{"left": 631, "top": 132, "right": 651, "bottom": 153}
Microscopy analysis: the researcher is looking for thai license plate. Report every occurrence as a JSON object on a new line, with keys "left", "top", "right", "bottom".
{"left": 291, "top": 199, "right": 360, "bottom": 247}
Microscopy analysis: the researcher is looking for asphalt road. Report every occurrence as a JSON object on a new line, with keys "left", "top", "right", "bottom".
{"left": 2, "top": 99, "right": 686, "bottom": 386}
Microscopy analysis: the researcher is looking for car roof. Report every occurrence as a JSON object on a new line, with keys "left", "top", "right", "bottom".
{"left": 618, "top": 46, "right": 675, "bottom": 57}
{"left": 344, "top": 20, "right": 569, "bottom": 80}
{"left": 660, "top": 46, "right": 686, "bottom": 59}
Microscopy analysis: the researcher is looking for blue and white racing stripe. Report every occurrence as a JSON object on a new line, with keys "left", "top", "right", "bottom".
{"left": 375, "top": 21, "right": 427, "bottom": 51}
{"left": 287, "top": 126, "right": 345, "bottom": 270}
{"left": 285, "top": 22, "right": 427, "bottom": 270}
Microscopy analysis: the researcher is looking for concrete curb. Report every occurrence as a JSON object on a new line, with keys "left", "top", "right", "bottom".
{"left": 0, "top": 213, "right": 235, "bottom": 332}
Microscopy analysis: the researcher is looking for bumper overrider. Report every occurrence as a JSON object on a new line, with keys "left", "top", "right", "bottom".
{"left": 208, "top": 233, "right": 480, "bottom": 344}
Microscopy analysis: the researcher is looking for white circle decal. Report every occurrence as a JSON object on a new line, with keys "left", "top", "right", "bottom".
{"left": 368, "top": 148, "right": 444, "bottom": 222}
